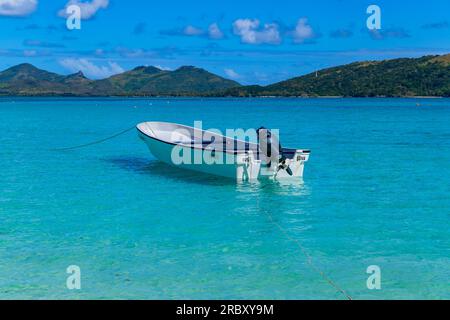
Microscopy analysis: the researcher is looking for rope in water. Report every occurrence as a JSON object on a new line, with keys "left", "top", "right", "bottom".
{"left": 50, "top": 126, "right": 136, "bottom": 151}
{"left": 262, "top": 208, "right": 353, "bottom": 300}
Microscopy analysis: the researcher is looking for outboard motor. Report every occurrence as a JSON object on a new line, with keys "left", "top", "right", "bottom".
{"left": 256, "top": 127, "right": 293, "bottom": 176}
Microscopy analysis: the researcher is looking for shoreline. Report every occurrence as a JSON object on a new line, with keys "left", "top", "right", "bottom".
{"left": 0, "top": 95, "right": 447, "bottom": 99}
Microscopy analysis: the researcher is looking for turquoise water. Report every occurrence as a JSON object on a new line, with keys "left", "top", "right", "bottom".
{"left": 1, "top": 97, "right": 449, "bottom": 300}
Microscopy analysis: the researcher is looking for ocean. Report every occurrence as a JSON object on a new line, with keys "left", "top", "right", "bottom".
{"left": 0, "top": 97, "right": 449, "bottom": 299}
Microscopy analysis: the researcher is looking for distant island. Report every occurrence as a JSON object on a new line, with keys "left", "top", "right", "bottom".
{"left": 0, "top": 54, "right": 448, "bottom": 97}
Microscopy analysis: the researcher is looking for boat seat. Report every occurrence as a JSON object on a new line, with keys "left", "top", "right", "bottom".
{"left": 179, "top": 138, "right": 255, "bottom": 150}
{"left": 172, "top": 138, "right": 297, "bottom": 158}
{"left": 281, "top": 148, "right": 297, "bottom": 159}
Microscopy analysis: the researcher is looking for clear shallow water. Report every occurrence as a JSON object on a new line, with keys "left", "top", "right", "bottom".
{"left": 0, "top": 97, "right": 449, "bottom": 300}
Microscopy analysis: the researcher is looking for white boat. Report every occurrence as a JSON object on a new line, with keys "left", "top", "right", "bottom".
{"left": 137, "top": 121, "right": 310, "bottom": 181}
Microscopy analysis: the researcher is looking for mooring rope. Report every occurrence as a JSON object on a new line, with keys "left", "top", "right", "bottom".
{"left": 50, "top": 126, "right": 136, "bottom": 151}
{"left": 262, "top": 207, "right": 353, "bottom": 300}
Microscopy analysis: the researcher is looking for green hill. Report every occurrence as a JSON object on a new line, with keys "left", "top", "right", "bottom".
{"left": 104, "top": 66, "right": 167, "bottom": 94}
{"left": 224, "top": 54, "right": 450, "bottom": 97}
{"left": 0, "top": 54, "right": 448, "bottom": 97}
{"left": 0, "top": 63, "right": 66, "bottom": 95}
{"left": 0, "top": 64, "right": 240, "bottom": 96}
{"left": 104, "top": 65, "right": 240, "bottom": 95}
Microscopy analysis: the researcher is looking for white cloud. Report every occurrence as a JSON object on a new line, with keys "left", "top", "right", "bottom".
{"left": 59, "top": 58, "right": 124, "bottom": 79}
{"left": 162, "top": 22, "right": 225, "bottom": 40}
{"left": 208, "top": 23, "right": 224, "bottom": 39}
{"left": 292, "top": 18, "right": 315, "bottom": 43}
{"left": 23, "top": 49, "right": 37, "bottom": 57}
{"left": 58, "top": 0, "right": 109, "bottom": 20}
{"left": 155, "top": 65, "right": 172, "bottom": 71}
{"left": 0, "top": 0, "right": 37, "bottom": 16}
{"left": 232, "top": 19, "right": 281, "bottom": 45}
{"left": 224, "top": 68, "right": 240, "bottom": 79}
{"left": 183, "top": 25, "right": 204, "bottom": 36}
{"left": 115, "top": 47, "right": 148, "bottom": 58}
{"left": 94, "top": 48, "right": 104, "bottom": 56}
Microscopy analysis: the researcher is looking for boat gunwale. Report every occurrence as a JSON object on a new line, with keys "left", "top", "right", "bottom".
{"left": 137, "top": 125, "right": 251, "bottom": 155}
{"left": 136, "top": 122, "right": 311, "bottom": 155}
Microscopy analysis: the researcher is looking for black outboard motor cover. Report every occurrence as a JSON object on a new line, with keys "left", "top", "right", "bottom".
{"left": 256, "top": 127, "right": 281, "bottom": 166}
{"left": 256, "top": 127, "right": 294, "bottom": 176}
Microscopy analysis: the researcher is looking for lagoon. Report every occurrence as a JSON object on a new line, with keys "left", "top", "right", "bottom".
{"left": 0, "top": 97, "right": 449, "bottom": 299}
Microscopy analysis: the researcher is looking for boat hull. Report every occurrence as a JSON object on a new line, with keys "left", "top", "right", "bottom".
{"left": 137, "top": 122, "right": 309, "bottom": 181}
{"left": 138, "top": 131, "right": 261, "bottom": 180}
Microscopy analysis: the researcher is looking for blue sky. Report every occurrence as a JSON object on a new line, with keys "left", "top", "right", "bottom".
{"left": 0, "top": 0, "right": 449, "bottom": 84}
